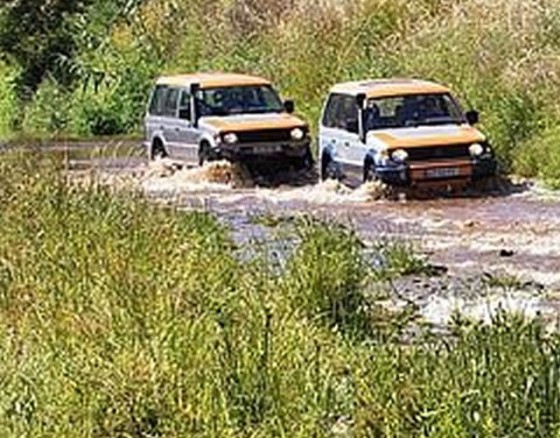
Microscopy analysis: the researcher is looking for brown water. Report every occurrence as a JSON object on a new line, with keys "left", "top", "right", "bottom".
{"left": 54, "top": 142, "right": 560, "bottom": 326}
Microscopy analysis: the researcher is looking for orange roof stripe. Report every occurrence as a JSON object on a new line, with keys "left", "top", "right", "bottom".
{"left": 331, "top": 79, "right": 451, "bottom": 98}
{"left": 156, "top": 72, "right": 272, "bottom": 89}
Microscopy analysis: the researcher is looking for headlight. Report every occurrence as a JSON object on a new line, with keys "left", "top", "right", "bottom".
{"left": 391, "top": 149, "right": 409, "bottom": 163}
{"left": 291, "top": 128, "right": 305, "bottom": 141}
{"left": 469, "top": 143, "right": 484, "bottom": 157}
{"left": 223, "top": 133, "right": 238, "bottom": 145}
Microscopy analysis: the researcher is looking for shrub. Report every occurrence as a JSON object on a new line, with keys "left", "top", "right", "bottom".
{"left": 21, "top": 79, "right": 72, "bottom": 136}
{"left": 514, "top": 127, "right": 560, "bottom": 188}
{"left": 0, "top": 63, "right": 19, "bottom": 138}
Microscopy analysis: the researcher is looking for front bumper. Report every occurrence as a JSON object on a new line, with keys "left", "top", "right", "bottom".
{"left": 375, "top": 156, "right": 497, "bottom": 186}
{"left": 216, "top": 140, "right": 311, "bottom": 160}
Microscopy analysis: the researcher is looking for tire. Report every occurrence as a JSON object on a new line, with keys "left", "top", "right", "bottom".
{"left": 198, "top": 142, "right": 215, "bottom": 166}
{"left": 151, "top": 139, "right": 167, "bottom": 161}
{"left": 363, "top": 160, "right": 378, "bottom": 183}
{"left": 295, "top": 146, "right": 314, "bottom": 171}
{"left": 321, "top": 154, "right": 340, "bottom": 181}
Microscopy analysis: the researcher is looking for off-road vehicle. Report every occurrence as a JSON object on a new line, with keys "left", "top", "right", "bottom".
{"left": 144, "top": 73, "right": 312, "bottom": 169}
{"left": 319, "top": 79, "right": 497, "bottom": 187}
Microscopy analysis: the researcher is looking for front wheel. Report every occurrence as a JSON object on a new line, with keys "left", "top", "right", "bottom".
{"left": 198, "top": 143, "right": 219, "bottom": 166}
{"left": 295, "top": 146, "right": 314, "bottom": 171}
{"left": 151, "top": 140, "right": 167, "bottom": 161}
{"left": 321, "top": 155, "right": 340, "bottom": 181}
{"left": 363, "top": 161, "right": 378, "bottom": 183}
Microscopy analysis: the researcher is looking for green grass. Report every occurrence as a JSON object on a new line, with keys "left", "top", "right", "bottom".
{"left": 2, "top": 0, "right": 560, "bottom": 184}
{"left": 0, "top": 62, "right": 18, "bottom": 140}
{"left": 1, "top": 154, "right": 560, "bottom": 436}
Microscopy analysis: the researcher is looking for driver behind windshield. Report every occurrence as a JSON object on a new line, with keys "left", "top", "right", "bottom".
{"left": 419, "top": 96, "right": 446, "bottom": 119}
{"left": 364, "top": 94, "right": 463, "bottom": 131}
{"left": 198, "top": 86, "right": 284, "bottom": 116}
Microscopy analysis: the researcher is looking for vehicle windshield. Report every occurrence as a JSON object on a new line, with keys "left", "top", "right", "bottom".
{"left": 197, "top": 85, "right": 284, "bottom": 117}
{"left": 364, "top": 93, "right": 465, "bottom": 131}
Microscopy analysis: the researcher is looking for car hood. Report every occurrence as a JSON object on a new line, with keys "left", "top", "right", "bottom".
{"left": 369, "top": 124, "right": 486, "bottom": 150}
{"left": 200, "top": 113, "right": 306, "bottom": 133}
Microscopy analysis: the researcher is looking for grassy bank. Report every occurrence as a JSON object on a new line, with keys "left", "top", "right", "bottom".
{"left": 1, "top": 154, "right": 560, "bottom": 436}
{"left": 1, "top": 0, "right": 560, "bottom": 183}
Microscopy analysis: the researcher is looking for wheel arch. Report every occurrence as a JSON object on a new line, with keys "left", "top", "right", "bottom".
{"left": 150, "top": 136, "right": 167, "bottom": 159}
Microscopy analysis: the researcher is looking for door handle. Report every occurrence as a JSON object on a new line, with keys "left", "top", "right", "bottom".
{"left": 344, "top": 142, "right": 351, "bottom": 147}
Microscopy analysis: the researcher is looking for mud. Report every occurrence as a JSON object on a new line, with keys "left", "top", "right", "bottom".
{"left": 55, "top": 143, "right": 560, "bottom": 326}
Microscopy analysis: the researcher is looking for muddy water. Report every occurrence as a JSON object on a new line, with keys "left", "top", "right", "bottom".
{"left": 63, "top": 144, "right": 560, "bottom": 327}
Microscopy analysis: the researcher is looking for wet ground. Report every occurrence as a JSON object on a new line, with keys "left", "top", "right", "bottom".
{"left": 15, "top": 139, "right": 560, "bottom": 328}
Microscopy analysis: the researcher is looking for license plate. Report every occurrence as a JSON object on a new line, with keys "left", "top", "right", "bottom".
{"left": 426, "top": 167, "right": 460, "bottom": 179}
{"left": 242, "top": 145, "right": 284, "bottom": 154}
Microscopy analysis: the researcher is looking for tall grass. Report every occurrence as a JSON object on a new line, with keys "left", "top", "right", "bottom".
{"left": 0, "top": 62, "right": 18, "bottom": 139}
{"left": 5, "top": 0, "right": 560, "bottom": 181}
{"left": 1, "top": 154, "right": 560, "bottom": 435}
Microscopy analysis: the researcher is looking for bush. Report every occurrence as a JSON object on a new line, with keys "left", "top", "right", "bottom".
{"left": 514, "top": 127, "right": 560, "bottom": 188}
{"left": 0, "top": 63, "right": 19, "bottom": 138}
{"left": 21, "top": 79, "right": 72, "bottom": 136}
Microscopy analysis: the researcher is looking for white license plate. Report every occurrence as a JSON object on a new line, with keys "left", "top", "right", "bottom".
{"left": 426, "top": 167, "right": 460, "bottom": 179}
{"left": 243, "top": 144, "right": 284, "bottom": 154}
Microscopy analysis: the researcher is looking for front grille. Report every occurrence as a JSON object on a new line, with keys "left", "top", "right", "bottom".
{"left": 406, "top": 144, "right": 471, "bottom": 161}
{"left": 235, "top": 129, "right": 293, "bottom": 144}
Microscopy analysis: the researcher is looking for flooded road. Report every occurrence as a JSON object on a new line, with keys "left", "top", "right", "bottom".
{"left": 26, "top": 139, "right": 560, "bottom": 327}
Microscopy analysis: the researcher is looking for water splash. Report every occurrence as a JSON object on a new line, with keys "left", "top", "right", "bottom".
{"left": 141, "top": 158, "right": 390, "bottom": 206}
{"left": 142, "top": 158, "right": 252, "bottom": 194}
{"left": 253, "top": 179, "right": 388, "bottom": 205}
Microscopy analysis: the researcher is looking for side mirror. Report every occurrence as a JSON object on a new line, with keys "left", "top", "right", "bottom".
{"left": 466, "top": 110, "right": 479, "bottom": 125}
{"left": 284, "top": 99, "right": 295, "bottom": 114}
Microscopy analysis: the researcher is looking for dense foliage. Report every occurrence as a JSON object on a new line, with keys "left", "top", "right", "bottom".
{"left": 1, "top": 0, "right": 560, "bottom": 180}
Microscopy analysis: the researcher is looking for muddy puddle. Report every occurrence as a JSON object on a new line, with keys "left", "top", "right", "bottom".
{"left": 55, "top": 143, "right": 560, "bottom": 327}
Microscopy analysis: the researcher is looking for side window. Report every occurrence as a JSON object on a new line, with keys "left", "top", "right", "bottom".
{"left": 178, "top": 89, "right": 191, "bottom": 120}
{"left": 339, "top": 95, "right": 359, "bottom": 133}
{"left": 149, "top": 85, "right": 167, "bottom": 116}
{"left": 322, "top": 94, "right": 340, "bottom": 128}
{"left": 322, "top": 93, "right": 359, "bottom": 133}
{"left": 162, "top": 87, "right": 180, "bottom": 117}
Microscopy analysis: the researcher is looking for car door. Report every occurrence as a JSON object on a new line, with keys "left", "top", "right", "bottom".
{"left": 159, "top": 87, "right": 183, "bottom": 159}
{"left": 174, "top": 88, "right": 200, "bottom": 164}
{"left": 145, "top": 85, "right": 168, "bottom": 153}
{"left": 319, "top": 94, "right": 345, "bottom": 171}
{"left": 320, "top": 93, "right": 365, "bottom": 183}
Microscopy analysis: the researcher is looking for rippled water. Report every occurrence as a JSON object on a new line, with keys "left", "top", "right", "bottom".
{"left": 53, "top": 142, "right": 560, "bottom": 325}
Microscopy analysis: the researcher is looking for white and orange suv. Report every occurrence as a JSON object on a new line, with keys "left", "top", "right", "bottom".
{"left": 319, "top": 79, "right": 497, "bottom": 187}
{"left": 144, "top": 73, "right": 312, "bottom": 169}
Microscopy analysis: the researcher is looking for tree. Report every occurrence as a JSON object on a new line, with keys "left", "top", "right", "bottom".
{"left": 0, "top": 0, "right": 94, "bottom": 99}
